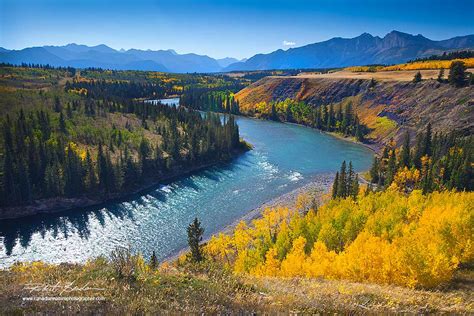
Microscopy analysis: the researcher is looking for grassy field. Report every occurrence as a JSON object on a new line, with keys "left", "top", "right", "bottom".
{"left": 1, "top": 258, "right": 472, "bottom": 313}
{"left": 291, "top": 68, "right": 474, "bottom": 81}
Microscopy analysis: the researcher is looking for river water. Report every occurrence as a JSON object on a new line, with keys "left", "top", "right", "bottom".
{"left": 0, "top": 100, "right": 373, "bottom": 267}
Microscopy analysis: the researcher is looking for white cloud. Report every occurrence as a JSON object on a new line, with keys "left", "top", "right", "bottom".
{"left": 283, "top": 40, "right": 296, "bottom": 46}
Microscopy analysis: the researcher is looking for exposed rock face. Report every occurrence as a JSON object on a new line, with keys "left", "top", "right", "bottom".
{"left": 235, "top": 77, "right": 474, "bottom": 149}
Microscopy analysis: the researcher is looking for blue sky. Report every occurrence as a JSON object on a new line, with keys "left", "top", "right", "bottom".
{"left": 1, "top": 0, "right": 473, "bottom": 59}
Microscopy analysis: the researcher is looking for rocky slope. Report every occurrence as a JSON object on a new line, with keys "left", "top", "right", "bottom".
{"left": 235, "top": 76, "right": 474, "bottom": 150}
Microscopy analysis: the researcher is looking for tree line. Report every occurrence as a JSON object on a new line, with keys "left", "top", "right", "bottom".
{"left": 331, "top": 161, "right": 359, "bottom": 199}
{"left": 180, "top": 85, "right": 245, "bottom": 114}
{"left": 408, "top": 50, "right": 474, "bottom": 63}
{"left": 254, "top": 99, "right": 368, "bottom": 141}
{"left": 0, "top": 63, "right": 76, "bottom": 75}
{"left": 66, "top": 79, "right": 168, "bottom": 100}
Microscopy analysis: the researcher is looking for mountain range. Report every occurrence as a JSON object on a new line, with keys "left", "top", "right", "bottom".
{"left": 225, "top": 31, "right": 474, "bottom": 71}
{"left": 0, "top": 44, "right": 238, "bottom": 73}
{"left": 1, "top": 31, "right": 473, "bottom": 73}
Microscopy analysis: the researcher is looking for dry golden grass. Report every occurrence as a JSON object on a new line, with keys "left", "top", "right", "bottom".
{"left": 293, "top": 68, "right": 474, "bottom": 81}
{"left": 1, "top": 258, "right": 472, "bottom": 314}
{"left": 249, "top": 269, "right": 474, "bottom": 314}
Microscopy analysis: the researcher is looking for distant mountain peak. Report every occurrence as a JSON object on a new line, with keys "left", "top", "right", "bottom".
{"left": 224, "top": 31, "right": 474, "bottom": 71}
{"left": 358, "top": 32, "right": 374, "bottom": 38}
{"left": 216, "top": 57, "right": 240, "bottom": 68}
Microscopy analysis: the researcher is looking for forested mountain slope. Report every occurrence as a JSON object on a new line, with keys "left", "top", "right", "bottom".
{"left": 235, "top": 76, "right": 474, "bottom": 149}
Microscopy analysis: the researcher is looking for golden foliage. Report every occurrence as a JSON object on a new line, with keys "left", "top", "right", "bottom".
{"left": 390, "top": 167, "right": 420, "bottom": 192}
{"left": 382, "top": 58, "right": 474, "bottom": 71}
{"left": 345, "top": 58, "right": 474, "bottom": 72}
{"left": 206, "top": 190, "right": 474, "bottom": 288}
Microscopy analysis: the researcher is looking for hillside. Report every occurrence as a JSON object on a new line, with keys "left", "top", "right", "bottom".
{"left": 1, "top": 189, "right": 473, "bottom": 314}
{"left": 235, "top": 75, "right": 474, "bottom": 149}
{"left": 225, "top": 31, "right": 474, "bottom": 71}
{"left": 0, "top": 65, "right": 248, "bottom": 219}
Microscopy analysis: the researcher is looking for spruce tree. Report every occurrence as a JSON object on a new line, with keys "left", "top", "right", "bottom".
{"left": 54, "top": 96, "right": 62, "bottom": 112}
{"left": 2, "top": 149, "right": 17, "bottom": 205}
{"left": 413, "top": 71, "right": 422, "bottom": 83}
{"left": 370, "top": 157, "right": 379, "bottom": 184}
{"left": 437, "top": 68, "right": 445, "bottom": 83}
{"left": 351, "top": 174, "right": 359, "bottom": 198}
{"left": 187, "top": 217, "right": 204, "bottom": 262}
{"left": 97, "top": 143, "right": 109, "bottom": 193}
{"left": 337, "top": 161, "right": 347, "bottom": 198}
{"left": 84, "top": 150, "right": 96, "bottom": 191}
{"left": 150, "top": 251, "right": 158, "bottom": 270}
{"left": 400, "top": 131, "right": 411, "bottom": 168}
{"left": 59, "top": 112, "right": 67, "bottom": 134}
{"left": 448, "top": 61, "right": 467, "bottom": 87}
{"left": 347, "top": 161, "right": 355, "bottom": 195}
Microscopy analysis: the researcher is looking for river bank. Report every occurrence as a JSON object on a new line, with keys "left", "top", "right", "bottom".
{"left": 199, "top": 109, "right": 382, "bottom": 154}
{"left": 164, "top": 173, "right": 334, "bottom": 262}
{"left": 0, "top": 144, "right": 251, "bottom": 221}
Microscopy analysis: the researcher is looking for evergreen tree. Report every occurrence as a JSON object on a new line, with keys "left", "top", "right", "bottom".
{"left": 437, "top": 68, "right": 445, "bottom": 82}
{"left": 84, "top": 150, "right": 97, "bottom": 191}
{"left": 2, "top": 150, "right": 17, "bottom": 205}
{"left": 413, "top": 71, "right": 422, "bottom": 83}
{"left": 270, "top": 103, "right": 278, "bottom": 121}
{"left": 400, "top": 131, "right": 411, "bottom": 168}
{"left": 97, "top": 144, "right": 109, "bottom": 194}
{"left": 17, "top": 158, "right": 32, "bottom": 203}
{"left": 139, "top": 137, "right": 151, "bottom": 174}
{"left": 370, "top": 157, "right": 380, "bottom": 184}
{"left": 448, "top": 61, "right": 467, "bottom": 87}
{"left": 187, "top": 217, "right": 204, "bottom": 262}
{"left": 347, "top": 161, "right": 355, "bottom": 195}
{"left": 369, "top": 78, "right": 377, "bottom": 88}
{"left": 337, "top": 161, "right": 347, "bottom": 198}
{"left": 149, "top": 251, "right": 158, "bottom": 270}
{"left": 59, "top": 112, "right": 67, "bottom": 134}
{"left": 351, "top": 174, "right": 359, "bottom": 198}
{"left": 54, "top": 96, "right": 62, "bottom": 112}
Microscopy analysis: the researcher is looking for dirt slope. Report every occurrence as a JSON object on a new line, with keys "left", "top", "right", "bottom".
{"left": 235, "top": 76, "right": 474, "bottom": 149}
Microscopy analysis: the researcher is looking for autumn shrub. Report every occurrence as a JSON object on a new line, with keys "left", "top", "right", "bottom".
{"left": 206, "top": 190, "right": 474, "bottom": 288}
{"left": 109, "top": 246, "right": 149, "bottom": 281}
